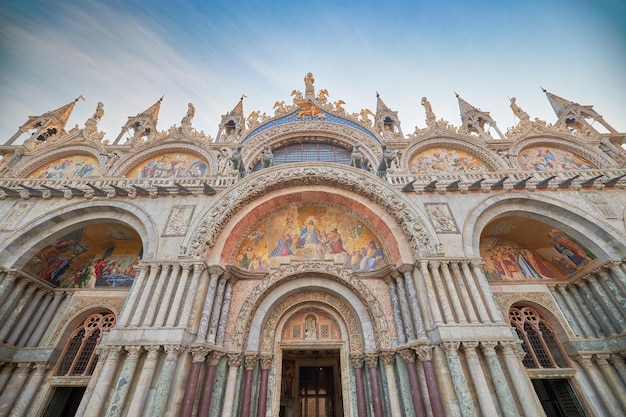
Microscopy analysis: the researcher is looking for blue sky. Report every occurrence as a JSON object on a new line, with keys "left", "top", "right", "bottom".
{"left": 1, "top": 0, "right": 625, "bottom": 144}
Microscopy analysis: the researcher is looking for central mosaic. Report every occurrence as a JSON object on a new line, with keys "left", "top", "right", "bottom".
{"left": 232, "top": 203, "right": 388, "bottom": 272}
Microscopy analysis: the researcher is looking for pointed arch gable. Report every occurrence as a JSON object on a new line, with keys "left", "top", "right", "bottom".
{"left": 510, "top": 136, "right": 616, "bottom": 170}
{"left": 464, "top": 194, "right": 626, "bottom": 261}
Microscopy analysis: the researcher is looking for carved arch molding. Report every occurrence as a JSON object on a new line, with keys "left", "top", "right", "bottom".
{"left": 186, "top": 165, "right": 439, "bottom": 259}
{"left": 232, "top": 262, "right": 392, "bottom": 353}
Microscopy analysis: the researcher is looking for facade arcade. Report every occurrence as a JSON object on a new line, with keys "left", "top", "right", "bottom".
{"left": 0, "top": 73, "right": 625, "bottom": 417}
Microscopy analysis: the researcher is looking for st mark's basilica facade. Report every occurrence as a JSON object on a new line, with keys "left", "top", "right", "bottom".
{"left": 0, "top": 73, "right": 625, "bottom": 417}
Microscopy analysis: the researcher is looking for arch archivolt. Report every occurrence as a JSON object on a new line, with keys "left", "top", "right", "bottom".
{"left": 232, "top": 262, "right": 391, "bottom": 353}
{"left": 260, "top": 292, "right": 360, "bottom": 355}
{"left": 402, "top": 137, "right": 508, "bottom": 172}
{"left": 464, "top": 193, "right": 626, "bottom": 260}
{"left": 185, "top": 164, "right": 440, "bottom": 260}
{"left": 13, "top": 144, "right": 107, "bottom": 178}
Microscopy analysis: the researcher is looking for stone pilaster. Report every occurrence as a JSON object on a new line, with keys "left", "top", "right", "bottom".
{"left": 216, "top": 280, "right": 233, "bottom": 345}
{"left": 479, "top": 342, "right": 519, "bottom": 417}
{"left": 143, "top": 263, "right": 171, "bottom": 326}
{"left": 451, "top": 262, "right": 479, "bottom": 323}
{"left": 208, "top": 277, "right": 227, "bottom": 343}
{"left": 6, "top": 288, "right": 46, "bottom": 345}
{"left": 500, "top": 342, "right": 545, "bottom": 417}
{"left": 196, "top": 267, "right": 222, "bottom": 341}
{"left": 8, "top": 362, "right": 48, "bottom": 417}
{"left": 576, "top": 280, "right": 616, "bottom": 335}
{"left": 430, "top": 261, "right": 455, "bottom": 323}
{"left": 441, "top": 261, "right": 467, "bottom": 323}
{"left": 441, "top": 342, "right": 476, "bottom": 417}
{"left": 180, "top": 262, "right": 206, "bottom": 328}
{"left": 569, "top": 284, "right": 601, "bottom": 337}
{"left": 460, "top": 261, "right": 490, "bottom": 323}
{"left": 0, "top": 277, "right": 25, "bottom": 325}
{"left": 414, "top": 345, "right": 446, "bottom": 417}
{"left": 402, "top": 268, "right": 425, "bottom": 337}
{"left": 350, "top": 354, "right": 367, "bottom": 417}
{"left": 0, "top": 283, "right": 35, "bottom": 342}
{"left": 154, "top": 264, "right": 181, "bottom": 327}
{"left": 594, "top": 354, "right": 626, "bottom": 410}
{"left": 130, "top": 264, "right": 160, "bottom": 327}
{"left": 0, "top": 273, "right": 16, "bottom": 306}
{"left": 239, "top": 355, "right": 258, "bottom": 417}
{"left": 0, "top": 363, "right": 31, "bottom": 416}
{"left": 365, "top": 353, "right": 384, "bottom": 417}
{"left": 398, "top": 349, "right": 427, "bottom": 417}
{"left": 470, "top": 260, "right": 504, "bottom": 323}
{"left": 256, "top": 355, "right": 272, "bottom": 417}
{"left": 118, "top": 264, "right": 148, "bottom": 326}
{"left": 590, "top": 271, "right": 626, "bottom": 330}
{"left": 166, "top": 265, "right": 192, "bottom": 326}
{"left": 126, "top": 346, "right": 161, "bottom": 417}
{"left": 380, "top": 352, "right": 402, "bottom": 417}
{"left": 412, "top": 265, "right": 435, "bottom": 330}
{"left": 197, "top": 351, "right": 224, "bottom": 417}
{"left": 221, "top": 354, "right": 243, "bottom": 417}
{"left": 388, "top": 277, "right": 407, "bottom": 343}
{"left": 179, "top": 346, "right": 210, "bottom": 417}
{"left": 18, "top": 290, "right": 52, "bottom": 347}
{"left": 552, "top": 285, "right": 586, "bottom": 336}
{"left": 574, "top": 354, "right": 622, "bottom": 416}
{"left": 418, "top": 261, "right": 444, "bottom": 326}
{"left": 608, "top": 353, "right": 626, "bottom": 384}
{"left": 148, "top": 345, "right": 184, "bottom": 417}
{"left": 105, "top": 346, "right": 143, "bottom": 417}
{"left": 462, "top": 342, "right": 498, "bottom": 416}
{"left": 80, "top": 346, "right": 123, "bottom": 417}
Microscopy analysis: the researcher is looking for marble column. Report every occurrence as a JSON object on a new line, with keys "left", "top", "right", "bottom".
{"left": 430, "top": 261, "right": 455, "bottom": 323}
{"left": 462, "top": 342, "right": 498, "bottom": 416}
{"left": 130, "top": 264, "right": 160, "bottom": 327}
{"left": 388, "top": 277, "right": 407, "bottom": 343}
{"left": 166, "top": 265, "right": 192, "bottom": 326}
{"left": 380, "top": 352, "right": 402, "bottom": 417}
{"left": 577, "top": 280, "right": 616, "bottom": 335}
{"left": 256, "top": 356, "right": 272, "bottom": 417}
{"left": 149, "top": 345, "right": 184, "bottom": 417}
{"left": 608, "top": 261, "right": 626, "bottom": 290}
{"left": 351, "top": 355, "right": 368, "bottom": 417}
{"left": 0, "top": 363, "right": 31, "bottom": 417}
{"left": 594, "top": 354, "right": 626, "bottom": 410}
{"left": 221, "top": 354, "right": 243, "bottom": 417}
{"left": 8, "top": 363, "right": 48, "bottom": 417}
{"left": 105, "top": 346, "right": 142, "bottom": 417}
{"left": 442, "top": 342, "right": 476, "bottom": 417}
{"left": 0, "top": 277, "right": 25, "bottom": 324}
{"left": 460, "top": 261, "right": 490, "bottom": 323}
{"left": 412, "top": 265, "right": 435, "bottom": 330}
{"left": 450, "top": 262, "right": 479, "bottom": 323}
{"left": 196, "top": 267, "right": 222, "bottom": 342}
{"left": 0, "top": 365, "right": 15, "bottom": 395}
{"left": 398, "top": 349, "right": 427, "bottom": 417}
{"left": 216, "top": 280, "right": 233, "bottom": 345}
{"left": 365, "top": 354, "right": 384, "bottom": 417}
{"left": 80, "top": 347, "right": 122, "bottom": 417}
{"left": 126, "top": 346, "right": 161, "bottom": 417}
{"left": 441, "top": 261, "right": 467, "bottom": 323}
{"left": 597, "top": 268, "right": 626, "bottom": 317}
{"left": 6, "top": 288, "right": 45, "bottom": 345}
{"left": 588, "top": 273, "right": 626, "bottom": 331}
{"left": 239, "top": 356, "right": 258, "bottom": 417}
{"left": 28, "top": 291, "right": 65, "bottom": 346}
{"left": 471, "top": 260, "right": 505, "bottom": 323}
{"left": 574, "top": 355, "right": 622, "bottom": 416}
{"left": 414, "top": 345, "right": 445, "bottom": 417}
{"left": 418, "top": 261, "right": 444, "bottom": 326}
{"left": 179, "top": 263, "right": 205, "bottom": 328}
{"left": 18, "top": 291, "right": 52, "bottom": 347}
{"left": 402, "top": 268, "right": 425, "bottom": 337}
{"left": 118, "top": 264, "right": 148, "bottom": 326}
{"left": 0, "top": 273, "right": 16, "bottom": 306}
{"left": 479, "top": 342, "right": 519, "bottom": 417}
{"left": 500, "top": 342, "right": 545, "bottom": 417}
{"left": 197, "top": 351, "right": 224, "bottom": 417}
{"left": 0, "top": 283, "right": 34, "bottom": 342}
{"left": 552, "top": 285, "right": 586, "bottom": 336}
{"left": 154, "top": 264, "right": 181, "bottom": 327}
{"left": 608, "top": 353, "right": 626, "bottom": 384}
{"left": 143, "top": 264, "right": 171, "bottom": 326}
{"left": 569, "top": 284, "right": 601, "bottom": 337}
{"left": 207, "top": 277, "right": 227, "bottom": 343}
{"left": 180, "top": 346, "right": 210, "bottom": 417}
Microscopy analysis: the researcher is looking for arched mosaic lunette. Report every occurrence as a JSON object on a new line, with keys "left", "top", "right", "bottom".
{"left": 509, "top": 136, "right": 616, "bottom": 170}
{"left": 259, "top": 291, "right": 362, "bottom": 354}
{"left": 13, "top": 144, "right": 106, "bottom": 178}
{"left": 231, "top": 262, "right": 392, "bottom": 352}
{"left": 112, "top": 140, "right": 217, "bottom": 177}
{"left": 402, "top": 137, "right": 509, "bottom": 173}
{"left": 185, "top": 164, "right": 439, "bottom": 259}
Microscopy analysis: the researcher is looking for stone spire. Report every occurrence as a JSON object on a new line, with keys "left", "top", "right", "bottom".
{"left": 456, "top": 93, "right": 504, "bottom": 140}
{"left": 375, "top": 92, "right": 403, "bottom": 139}
{"left": 5, "top": 96, "right": 83, "bottom": 145}
{"left": 113, "top": 96, "right": 163, "bottom": 145}
{"left": 216, "top": 95, "right": 245, "bottom": 143}
{"left": 542, "top": 87, "right": 618, "bottom": 134}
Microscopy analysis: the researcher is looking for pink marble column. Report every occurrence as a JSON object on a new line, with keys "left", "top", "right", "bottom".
{"left": 399, "top": 349, "right": 427, "bottom": 417}
{"left": 239, "top": 355, "right": 258, "bottom": 417}
{"left": 365, "top": 353, "right": 384, "bottom": 417}
{"left": 256, "top": 356, "right": 272, "bottom": 417}
{"left": 197, "top": 351, "right": 223, "bottom": 417}
{"left": 351, "top": 355, "right": 367, "bottom": 417}
{"left": 179, "top": 346, "right": 210, "bottom": 417}
{"left": 414, "top": 345, "right": 445, "bottom": 417}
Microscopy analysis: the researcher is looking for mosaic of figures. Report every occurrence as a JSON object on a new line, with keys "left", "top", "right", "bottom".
{"left": 409, "top": 148, "right": 490, "bottom": 174}
{"left": 24, "top": 224, "right": 142, "bottom": 288}
{"left": 233, "top": 204, "right": 388, "bottom": 272}
{"left": 127, "top": 152, "right": 208, "bottom": 178}
{"left": 481, "top": 217, "right": 595, "bottom": 281}
{"left": 28, "top": 155, "right": 99, "bottom": 179}
{"left": 518, "top": 146, "right": 595, "bottom": 171}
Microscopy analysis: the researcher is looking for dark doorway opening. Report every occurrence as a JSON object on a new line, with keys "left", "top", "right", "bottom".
{"left": 42, "top": 386, "right": 86, "bottom": 417}
{"left": 532, "top": 379, "right": 586, "bottom": 417}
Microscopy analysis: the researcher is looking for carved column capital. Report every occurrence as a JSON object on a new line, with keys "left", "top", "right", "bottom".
{"left": 259, "top": 355, "right": 273, "bottom": 370}
{"left": 462, "top": 341, "right": 479, "bottom": 357}
{"left": 244, "top": 355, "right": 258, "bottom": 370}
{"left": 428, "top": 260, "right": 441, "bottom": 269}
{"left": 397, "top": 263, "right": 414, "bottom": 274}
{"left": 441, "top": 342, "right": 460, "bottom": 357}
{"left": 606, "top": 261, "right": 623, "bottom": 271}
{"left": 449, "top": 262, "right": 461, "bottom": 271}
{"left": 364, "top": 353, "right": 379, "bottom": 368}
{"left": 398, "top": 349, "right": 416, "bottom": 363}
{"left": 164, "top": 345, "right": 185, "bottom": 360}
{"left": 16, "top": 362, "right": 33, "bottom": 373}
{"left": 144, "top": 345, "right": 161, "bottom": 359}
{"left": 555, "top": 284, "right": 568, "bottom": 293}
{"left": 380, "top": 351, "right": 396, "bottom": 366}
{"left": 413, "top": 345, "right": 434, "bottom": 361}
{"left": 227, "top": 353, "right": 243, "bottom": 368}
{"left": 350, "top": 354, "right": 365, "bottom": 368}
{"left": 572, "top": 354, "right": 593, "bottom": 367}
{"left": 593, "top": 354, "right": 611, "bottom": 366}
{"left": 125, "top": 346, "right": 143, "bottom": 360}
{"left": 479, "top": 341, "right": 498, "bottom": 357}
{"left": 207, "top": 265, "right": 225, "bottom": 277}
{"left": 574, "top": 280, "right": 587, "bottom": 289}
{"left": 208, "top": 351, "right": 225, "bottom": 366}
{"left": 190, "top": 346, "right": 211, "bottom": 362}
{"left": 470, "top": 259, "right": 485, "bottom": 268}
{"left": 33, "top": 362, "right": 50, "bottom": 372}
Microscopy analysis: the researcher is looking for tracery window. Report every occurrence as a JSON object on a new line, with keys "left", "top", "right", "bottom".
{"left": 509, "top": 306, "right": 570, "bottom": 369}
{"left": 54, "top": 312, "right": 116, "bottom": 377}
{"left": 252, "top": 142, "right": 352, "bottom": 171}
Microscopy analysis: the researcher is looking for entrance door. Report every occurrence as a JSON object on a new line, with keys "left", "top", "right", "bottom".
{"left": 532, "top": 379, "right": 586, "bottom": 417}
{"left": 42, "top": 387, "right": 86, "bottom": 417}
{"left": 300, "top": 366, "right": 335, "bottom": 417}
